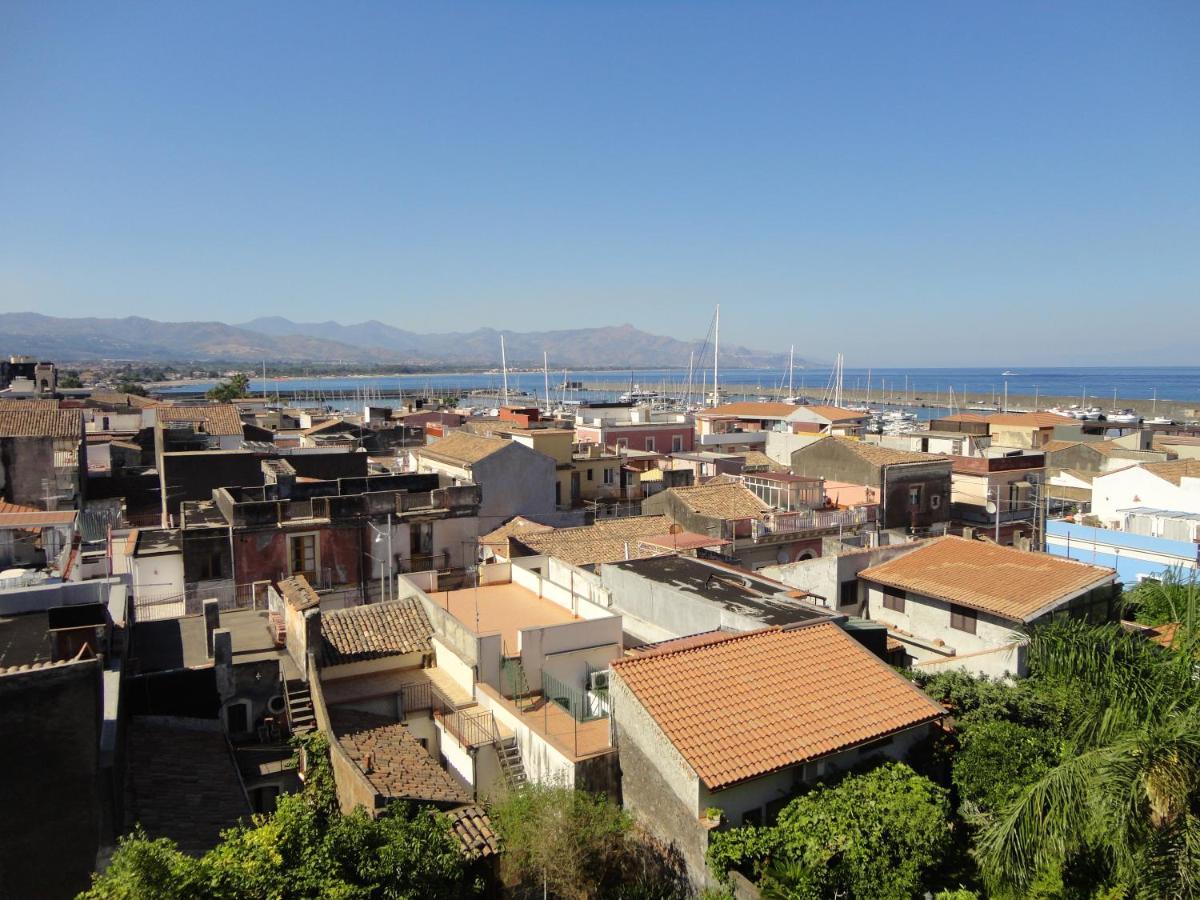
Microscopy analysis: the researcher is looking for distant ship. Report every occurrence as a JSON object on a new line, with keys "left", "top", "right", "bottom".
{"left": 1001, "top": 370, "right": 1019, "bottom": 376}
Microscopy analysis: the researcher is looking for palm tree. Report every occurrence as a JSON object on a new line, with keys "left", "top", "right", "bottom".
{"left": 977, "top": 616, "right": 1200, "bottom": 897}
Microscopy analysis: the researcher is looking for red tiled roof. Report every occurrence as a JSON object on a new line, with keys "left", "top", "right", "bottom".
{"left": 988, "top": 412, "right": 1076, "bottom": 428}
{"left": 0, "top": 408, "right": 82, "bottom": 438}
{"left": 799, "top": 405, "right": 869, "bottom": 423}
{"left": 611, "top": 624, "right": 944, "bottom": 789}
{"left": 157, "top": 404, "right": 244, "bottom": 436}
{"left": 859, "top": 535, "right": 1115, "bottom": 622}
{"left": 696, "top": 402, "right": 800, "bottom": 419}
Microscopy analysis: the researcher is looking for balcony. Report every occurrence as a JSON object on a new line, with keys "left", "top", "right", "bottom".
{"left": 748, "top": 506, "right": 876, "bottom": 542}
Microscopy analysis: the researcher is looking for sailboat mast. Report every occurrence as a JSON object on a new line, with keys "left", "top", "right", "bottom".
{"left": 543, "top": 351, "right": 550, "bottom": 416}
{"left": 686, "top": 350, "right": 695, "bottom": 409}
{"left": 500, "top": 335, "right": 509, "bottom": 407}
{"left": 712, "top": 304, "right": 720, "bottom": 408}
{"left": 788, "top": 345, "right": 794, "bottom": 399}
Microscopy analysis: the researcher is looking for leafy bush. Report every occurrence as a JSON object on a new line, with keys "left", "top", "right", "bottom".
{"left": 708, "top": 762, "right": 951, "bottom": 899}
{"left": 81, "top": 735, "right": 480, "bottom": 899}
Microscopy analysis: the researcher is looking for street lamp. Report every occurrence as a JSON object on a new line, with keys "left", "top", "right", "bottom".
{"left": 367, "top": 513, "right": 394, "bottom": 602}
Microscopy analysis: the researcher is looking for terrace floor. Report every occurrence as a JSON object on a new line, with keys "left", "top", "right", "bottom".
{"left": 477, "top": 682, "right": 613, "bottom": 762}
{"left": 427, "top": 581, "right": 580, "bottom": 649}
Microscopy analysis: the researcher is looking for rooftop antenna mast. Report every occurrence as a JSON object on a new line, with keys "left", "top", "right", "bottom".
{"left": 543, "top": 351, "right": 550, "bottom": 417}
{"left": 788, "top": 344, "right": 794, "bottom": 400}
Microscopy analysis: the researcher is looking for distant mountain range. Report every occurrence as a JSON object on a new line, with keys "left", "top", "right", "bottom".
{"left": 0, "top": 312, "right": 807, "bottom": 369}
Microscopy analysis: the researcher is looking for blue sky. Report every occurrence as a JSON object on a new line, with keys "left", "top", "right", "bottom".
{"left": 1, "top": 2, "right": 1197, "bottom": 366}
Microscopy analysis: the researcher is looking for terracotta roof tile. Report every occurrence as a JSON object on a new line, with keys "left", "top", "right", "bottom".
{"left": 797, "top": 405, "right": 869, "bottom": 423}
{"left": 666, "top": 481, "right": 771, "bottom": 519}
{"left": 612, "top": 624, "right": 944, "bottom": 789}
{"left": 1138, "top": 458, "right": 1200, "bottom": 487}
{"left": 446, "top": 805, "right": 501, "bottom": 858}
{"left": 158, "top": 404, "right": 244, "bottom": 436}
{"left": 278, "top": 574, "right": 320, "bottom": 611}
{"left": 820, "top": 436, "right": 948, "bottom": 467}
{"left": 988, "top": 412, "right": 1076, "bottom": 428}
{"left": 88, "top": 391, "right": 161, "bottom": 409}
{"left": 330, "top": 710, "right": 470, "bottom": 805}
{"left": 418, "top": 431, "right": 510, "bottom": 466}
{"left": 697, "top": 401, "right": 800, "bottom": 419}
{"left": 859, "top": 535, "right": 1115, "bottom": 622}
{"left": 0, "top": 398, "right": 61, "bottom": 410}
{"left": 320, "top": 598, "right": 433, "bottom": 666}
{"left": 479, "top": 516, "right": 554, "bottom": 547}
{"left": 0, "top": 408, "right": 82, "bottom": 438}
{"left": 124, "top": 717, "right": 250, "bottom": 855}
{"left": 1042, "top": 439, "right": 1084, "bottom": 454}
{"left": 515, "top": 515, "right": 672, "bottom": 567}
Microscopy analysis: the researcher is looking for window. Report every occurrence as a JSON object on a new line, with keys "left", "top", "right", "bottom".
{"left": 908, "top": 485, "right": 922, "bottom": 506}
{"left": 950, "top": 604, "right": 977, "bottom": 634}
{"left": 288, "top": 533, "right": 318, "bottom": 579}
{"left": 672, "top": 434, "right": 683, "bottom": 452}
{"left": 587, "top": 468, "right": 594, "bottom": 482}
{"left": 839, "top": 580, "right": 858, "bottom": 608}
{"left": 616, "top": 438, "right": 628, "bottom": 451}
{"left": 644, "top": 437, "right": 655, "bottom": 452}
{"left": 603, "top": 468, "right": 615, "bottom": 485}
{"left": 882, "top": 586, "right": 906, "bottom": 612}
{"left": 741, "top": 808, "right": 763, "bottom": 827}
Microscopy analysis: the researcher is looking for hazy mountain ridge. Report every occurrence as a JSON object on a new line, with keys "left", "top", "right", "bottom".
{"left": 0, "top": 312, "right": 806, "bottom": 368}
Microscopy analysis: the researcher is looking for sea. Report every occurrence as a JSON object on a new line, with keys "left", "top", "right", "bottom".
{"left": 159, "top": 366, "right": 1200, "bottom": 410}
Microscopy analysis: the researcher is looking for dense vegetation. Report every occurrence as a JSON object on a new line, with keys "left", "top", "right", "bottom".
{"left": 490, "top": 783, "right": 689, "bottom": 899}
{"left": 80, "top": 735, "right": 483, "bottom": 899}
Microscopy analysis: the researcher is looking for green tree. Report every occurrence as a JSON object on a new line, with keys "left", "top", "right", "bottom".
{"left": 952, "top": 718, "right": 1058, "bottom": 817}
{"left": 1123, "top": 566, "right": 1200, "bottom": 636}
{"left": 489, "top": 783, "right": 685, "bottom": 899}
{"left": 60, "top": 372, "right": 83, "bottom": 388}
{"left": 977, "top": 618, "right": 1200, "bottom": 897}
{"left": 81, "top": 735, "right": 480, "bottom": 899}
{"left": 115, "top": 381, "right": 148, "bottom": 397}
{"left": 207, "top": 373, "right": 251, "bottom": 402}
{"left": 708, "top": 762, "right": 952, "bottom": 900}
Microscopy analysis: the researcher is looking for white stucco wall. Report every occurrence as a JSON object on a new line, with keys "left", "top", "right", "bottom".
{"left": 1092, "top": 467, "right": 1200, "bottom": 525}
{"left": 865, "top": 584, "right": 1025, "bottom": 675}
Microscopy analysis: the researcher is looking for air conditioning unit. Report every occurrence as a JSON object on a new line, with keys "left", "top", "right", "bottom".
{"left": 589, "top": 670, "right": 610, "bottom": 691}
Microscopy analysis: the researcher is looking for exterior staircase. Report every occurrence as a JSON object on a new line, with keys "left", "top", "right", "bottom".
{"left": 496, "top": 735, "right": 528, "bottom": 789}
{"left": 285, "top": 678, "right": 315, "bottom": 736}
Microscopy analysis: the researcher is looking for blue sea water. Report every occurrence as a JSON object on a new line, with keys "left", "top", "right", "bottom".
{"left": 162, "top": 366, "right": 1200, "bottom": 407}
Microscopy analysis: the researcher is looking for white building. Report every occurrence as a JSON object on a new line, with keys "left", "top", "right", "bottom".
{"left": 1091, "top": 460, "right": 1200, "bottom": 527}
{"left": 858, "top": 536, "right": 1117, "bottom": 677}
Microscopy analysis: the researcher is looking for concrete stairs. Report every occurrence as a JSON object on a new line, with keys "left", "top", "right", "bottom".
{"left": 285, "top": 678, "right": 315, "bottom": 736}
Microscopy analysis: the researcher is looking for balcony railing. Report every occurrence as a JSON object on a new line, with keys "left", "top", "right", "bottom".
{"left": 754, "top": 506, "right": 875, "bottom": 539}
{"left": 434, "top": 705, "right": 498, "bottom": 748}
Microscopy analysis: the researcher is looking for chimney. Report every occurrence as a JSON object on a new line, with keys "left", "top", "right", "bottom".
{"left": 204, "top": 599, "right": 221, "bottom": 658}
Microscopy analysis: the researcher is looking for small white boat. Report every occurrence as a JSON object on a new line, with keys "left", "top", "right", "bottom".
{"left": 1106, "top": 409, "right": 1139, "bottom": 425}
{"left": 1001, "top": 370, "right": 1019, "bottom": 376}
{"left": 1145, "top": 415, "right": 1174, "bottom": 426}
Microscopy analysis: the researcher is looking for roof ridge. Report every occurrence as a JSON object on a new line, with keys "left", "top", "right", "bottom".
{"left": 613, "top": 625, "right": 785, "bottom": 666}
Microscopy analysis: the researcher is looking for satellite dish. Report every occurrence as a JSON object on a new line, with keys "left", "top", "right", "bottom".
{"left": 985, "top": 500, "right": 998, "bottom": 514}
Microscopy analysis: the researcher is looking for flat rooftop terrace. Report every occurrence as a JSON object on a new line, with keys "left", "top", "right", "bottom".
{"left": 132, "top": 608, "right": 295, "bottom": 674}
{"left": 427, "top": 582, "right": 580, "bottom": 649}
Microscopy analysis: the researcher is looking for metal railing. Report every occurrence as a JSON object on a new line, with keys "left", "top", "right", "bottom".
{"left": 434, "top": 704, "right": 498, "bottom": 748}
{"left": 758, "top": 506, "right": 874, "bottom": 538}
{"left": 399, "top": 680, "right": 433, "bottom": 715}
{"left": 542, "top": 670, "right": 610, "bottom": 723}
